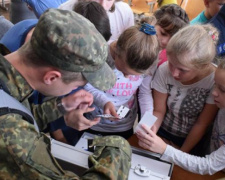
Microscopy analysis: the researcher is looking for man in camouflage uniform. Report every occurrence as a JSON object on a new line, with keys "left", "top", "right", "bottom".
{"left": 0, "top": 9, "right": 131, "bottom": 179}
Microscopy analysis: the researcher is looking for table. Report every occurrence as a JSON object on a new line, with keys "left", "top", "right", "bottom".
{"left": 128, "top": 135, "right": 225, "bottom": 180}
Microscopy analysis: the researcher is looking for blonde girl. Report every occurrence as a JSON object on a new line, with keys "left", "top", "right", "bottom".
{"left": 137, "top": 58, "right": 225, "bottom": 174}
{"left": 151, "top": 24, "right": 219, "bottom": 154}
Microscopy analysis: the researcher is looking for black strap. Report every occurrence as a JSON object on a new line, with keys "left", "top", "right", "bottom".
{"left": 0, "top": 107, "right": 34, "bottom": 125}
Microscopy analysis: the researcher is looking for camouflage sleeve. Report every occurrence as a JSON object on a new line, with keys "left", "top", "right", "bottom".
{"left": 82, "top": 136, "right": 132, "bottom": 180}
{"left": 31, "top": 97, "right": 63, "bottom": 131}
{"left": 0, "top": 114, "right": 79, "bottom": 180}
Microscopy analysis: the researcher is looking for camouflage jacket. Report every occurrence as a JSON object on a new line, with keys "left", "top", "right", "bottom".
{"left": 0, "top": 55, "right": 132, "bottom": 179}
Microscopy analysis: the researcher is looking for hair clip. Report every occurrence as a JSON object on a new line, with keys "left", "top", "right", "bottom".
{"left": 139, "top": 23, "right": 156, "bottom": 35}
{"left": 208, "top": 30, "right": 218, "bottom": 43}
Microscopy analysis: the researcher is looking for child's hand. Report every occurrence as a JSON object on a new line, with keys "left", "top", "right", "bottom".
{"left": 104, "top": 102, "right": 119, "bottom": 119}
{"left": 136, "top": 124, "right": 167, "bottom": 154}
{"left": 151, "top": 124, "right": 158, "bottom": 133}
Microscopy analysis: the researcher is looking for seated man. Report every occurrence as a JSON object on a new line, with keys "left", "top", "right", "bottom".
{"left": 0, "top": 8, "right": 131, "bottom": 179}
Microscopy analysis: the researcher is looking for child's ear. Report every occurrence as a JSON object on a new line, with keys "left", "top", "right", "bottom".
{"left": 43, "top": 71, "right": 61, "bottom": 85}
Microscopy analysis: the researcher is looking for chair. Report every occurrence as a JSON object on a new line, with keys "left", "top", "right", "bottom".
{"left": 178, "top": 0, "right": 205, "bottom": 20}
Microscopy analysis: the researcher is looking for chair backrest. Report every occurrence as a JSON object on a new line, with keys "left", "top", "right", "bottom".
{"left": 124, "top": 0, "right": 158, "bottom": 15}
{"left": 179, "top": 0, "right": 205, "bottom": 20}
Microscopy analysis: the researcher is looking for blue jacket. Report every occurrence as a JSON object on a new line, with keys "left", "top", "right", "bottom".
{"left": 23, "top": 0, "right": 68, "bottom": 18}
{"left": 209, "top": 5, "right": 225, "bottom": 57}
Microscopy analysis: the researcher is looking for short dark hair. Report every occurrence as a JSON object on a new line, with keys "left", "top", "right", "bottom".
{"left": 18, "top": 42, "right": 85, "bottom": 84}
{"left": 74, "top": 1, "right": 112, "bottom": 41}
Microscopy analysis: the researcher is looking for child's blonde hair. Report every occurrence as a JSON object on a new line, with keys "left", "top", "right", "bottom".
{"left": 116, "top": 16, "right": 159, "bottom": 73}
{"left": 166, "top": 24, "right": 219, "bottom": 68}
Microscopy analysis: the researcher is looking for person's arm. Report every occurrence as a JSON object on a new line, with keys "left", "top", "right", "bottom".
{"left": 138, "top": 75, "right": 154, "bottom": 116}
{"left": 22, "top": 0, "right": 63, "bottom": 18}
{"left": 151, "top": 89, "right": 168, "bottom": 133}
{"left": 1, "top": 115, "right": 131, "bottom": 179}
{"left": 162, "top": 144, "right": 225, "bottom": 175}
{"left": 150, "top": 63, "right": 169, "bottom": 133}
{"left": 180, "top": 104, "right": 218, "bottom": 153}
{"left": 22, "top": 0, "right": 42, "bottom": 18}
{"left": 84, "top": 83, "right": 110, "bottom": 109}
{"left": 31, "top": 89, "right": 96, "bottom": 131}
{"left": 136, "top": 124, "right": 225, "bottom": 175}
{"left": 84, "top": 83, "right": 119, "bottom": 118}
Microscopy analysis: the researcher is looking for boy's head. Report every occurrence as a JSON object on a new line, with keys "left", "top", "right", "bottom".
{"left": 213, "top": 59, "right": 225, "bottom": 108}
{"left": 154, "top": 4, "right": 189, "bottom": 49}
{"left": 21, "top": 9, "right": 116, "bottom": 94}
{"left": 74, "top": 1, "right": 111, "bottom": 41}
{"left": 204, "top": 0, "right": 225, "bottom": 19}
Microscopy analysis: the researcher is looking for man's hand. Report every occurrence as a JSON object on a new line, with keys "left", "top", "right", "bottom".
{"left": 104, "top": 102, "right": 119, "bottom": 119}
{"left": 62, "top": 89, "right": 94, "bottom": 112}
{"left": 64, "top": 107, "right": 100, "bottom": 131}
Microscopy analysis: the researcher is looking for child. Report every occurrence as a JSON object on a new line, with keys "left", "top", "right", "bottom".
{"left": 73, "top": 1, "right": 112, "bottom": 41}
{"left": 154, "top": 4, "right": 189, "bottom": 66}
{"left": 191, "top": 0, "right": 225, "bottom": 25}
{"left": 59, "top": 0, "right": 134, "bottom": 44}
{"left": 151, "top": 24, "right": 219, "bottom": 154}
{"left": 84, "top": 17, "right": 159, "bottom": 139}
{"left": 136, "top": 58, "right": 225, "bottom": 175}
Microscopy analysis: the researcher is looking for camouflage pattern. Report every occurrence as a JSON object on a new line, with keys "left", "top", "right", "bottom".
{"left": 86, "top": 136, "right": 132, "bottom": 180}
{"left": 0, "top": 55, "right": 131, "bottom": 179}
{"left": 31, "top": 8, "right": 116, "bottom": 91}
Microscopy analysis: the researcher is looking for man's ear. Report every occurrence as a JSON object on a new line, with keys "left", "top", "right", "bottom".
{"left": 43, "top": 71, "right": 62, "bottom": 85}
